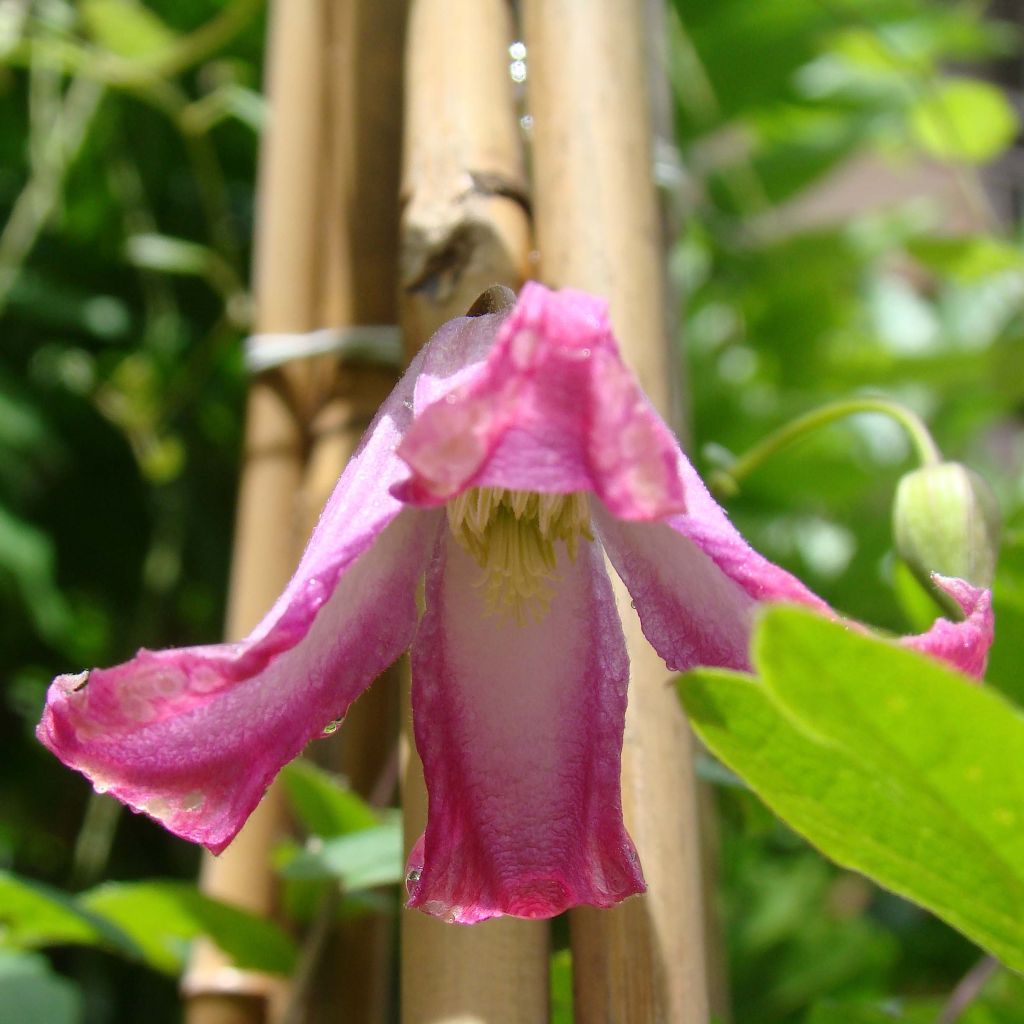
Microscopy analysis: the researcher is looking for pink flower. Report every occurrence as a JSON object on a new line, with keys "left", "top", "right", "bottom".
{"left": 38, "top": 283, "right": 993, "bottom": 924}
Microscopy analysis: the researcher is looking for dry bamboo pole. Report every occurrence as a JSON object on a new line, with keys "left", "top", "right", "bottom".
{"left": 297, "top": 3, "right": 408, "bottom": 1023}
{"left": 399, "top": 0, "right": 532, "bottom": 341}
{"left": 523, "top": 2, "right": 712, "bottom": 1022}
{"left": 182, "top": 3, "right": 326, "bottom": 1023}
{"left": 645, "top": 2, "right": 730, "bottom": 1018}
{"left": 398, "top": 2, "right": 546, "bottom": 1021}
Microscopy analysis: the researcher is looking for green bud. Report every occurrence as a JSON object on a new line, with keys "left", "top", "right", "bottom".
{"left": 893, "top": 462, "right": 1000, "bottom": 590}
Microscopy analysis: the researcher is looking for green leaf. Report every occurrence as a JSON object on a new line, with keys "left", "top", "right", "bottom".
{"left": 279, "top": 761, "right": 378, "bottom": 838}
{"left": 79, "top": 882, "right": 296, "bottom": 976}
{"left": 0, "top": 952, "right": 81, "bottom": 1024}
{"left": 0, "top": 873, "right": 137, "bottom": 958}
{"left": 79, "top": 0, "right": 178, "bottom": 61}
{"left": 908, "top": 78, "right": 1018, "bottom": 164}
{"left": 0, "top": 874, "right": 295, "bottom": 976}
{"left": 678, "top": 607, "right": 1024, "bottom": 972}
{"left": 277, "top": 820, "right": 404, "bottom": 892}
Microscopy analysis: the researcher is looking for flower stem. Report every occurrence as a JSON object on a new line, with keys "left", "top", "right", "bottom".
{"left": 710, "top": 397, "right": 943, "bottom": 498}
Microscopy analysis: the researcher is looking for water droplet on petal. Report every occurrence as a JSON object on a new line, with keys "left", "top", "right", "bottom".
{"left": 405, "top": 867, "right": 422, "bottom": 894}
{"left": 93, "top": 782, "right": 109, "bottom": 795}
{"left": 321, "top": 717, "right": 344, "bottom": 736}
{"left": 305, "top": 577, "right": 328, "bottom": 610}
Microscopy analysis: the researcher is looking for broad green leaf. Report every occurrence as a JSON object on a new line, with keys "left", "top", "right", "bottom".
{"left": 908, "top": 78, "right": 1018, "bottom": 164}
{"left": 278, "top": 820, "right": 404, "bottom": 892}
{"left": 279, "top": 761, "right": 378, "bottom": 838}
{"left": 79, "top": 882, "right": 296, "bottom": 976}
{"left": 760, "top": 610, "right": 1024, "bottom": 874}
{"left": 0, "top": 873, "right": 136, "bottom": 958}
{"left": 79, "top": 0, "right": 178, "bottom": 61}
{"left": 0, "top": 952, "right": 81, "bottom": 1024}
{"left": 679, "top": 608, "right": 1024, "bottom": 972}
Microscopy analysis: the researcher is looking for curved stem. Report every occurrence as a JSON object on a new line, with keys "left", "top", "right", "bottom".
{"left": 711, "top": 397, "right": 942, "bottom": 498}
{"left": 936, "top": 956, "right": 999, "bottom": 1024}
{"left": 0, "top": 75, "right": 105, "bottom": 316}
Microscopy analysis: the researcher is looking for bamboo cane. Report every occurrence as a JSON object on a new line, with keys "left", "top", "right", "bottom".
{"left": 297, "top": 3, "right": 407, "bottom": 1022}
{"left": 523, "top": 2, "right": 712, "bottom": 1021}
{"left": 399, "top": 0, "right": 532, "bottom": 342}
{"left": 645, "top": 2, "right": 730, "bottom": 1017}
{"left": 398, "top": 2, "right": 546, "bottom": 1022}
{"left": 182, "top": 3, "right": 326, "bottom": 1022}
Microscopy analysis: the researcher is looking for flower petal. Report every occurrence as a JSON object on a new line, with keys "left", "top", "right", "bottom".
{"left": 396, "top": 282, "right": 687, "bottom": 520}
{"left": 593, "top": 509, "right": 761, "bottom": 673}
{"left": 36, "top": 308, "right": 512, "bottom": 853}
{"left": 596, "top": 492, "right": 993, "bottom": 679}
{"left": 406, "top": 530, "right": 644, "bottom": 923}
{"left": 38, "top": 508, "right": 440, "bottom": 853}
{"left": 901, "top": 574, "right": 993, "bottom": 678}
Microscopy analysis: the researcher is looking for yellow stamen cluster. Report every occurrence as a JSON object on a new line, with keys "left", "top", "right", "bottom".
{"left": 446, "top": 488, "right": 593, "bottom": 622}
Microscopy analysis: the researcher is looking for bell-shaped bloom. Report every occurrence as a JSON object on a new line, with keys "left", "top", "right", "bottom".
{"left": 38, "top": 283, "right": 993, "bottom": 924}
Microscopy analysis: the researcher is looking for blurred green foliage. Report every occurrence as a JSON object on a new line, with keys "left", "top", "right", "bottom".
{"left": 1, "top": 2, "right": 264, "bottom": 1020}
{"left": 0, "top": 0, "right": 1021, "bottom": 1021}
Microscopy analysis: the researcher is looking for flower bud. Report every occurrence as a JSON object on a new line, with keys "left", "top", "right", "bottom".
{"left": 893, "top": 462, "right": 1000, "bottom": 590}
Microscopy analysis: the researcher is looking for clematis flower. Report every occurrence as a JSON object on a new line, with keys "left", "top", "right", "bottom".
{"left": 38, "top": 283, "right": 993, "bottom": 924}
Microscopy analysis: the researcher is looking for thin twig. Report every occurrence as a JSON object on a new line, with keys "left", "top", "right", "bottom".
{"left": 0, "top": 75, "right": 104, "bottom": 315}
{"left": 7, "top": 0, "right": 263, "bottom": 89}
{"left": 278, "top": 886, "right": 341, "bottom": 1024}
{"left": 69, "top": 793, "right": 121, "bottom": 891}
{"left": 935, "top": 956, "right": 1000, "bottom": 1024}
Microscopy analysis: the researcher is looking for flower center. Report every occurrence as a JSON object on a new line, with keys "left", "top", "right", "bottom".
{"left": 446, "top": 488, "right": 593, "bottom": 622}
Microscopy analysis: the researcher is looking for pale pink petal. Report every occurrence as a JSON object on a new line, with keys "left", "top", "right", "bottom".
{"left": 596, "top": 493, "right": 993, "bottom": 680}
{"left": 396, "top": 282, "right": 687, "bottom": 520}
{"left": 594, "top": 510, "right": 760, "bottom": 673}
{"left": 406, "top": 531, "right": 644, "bottom": 923}
{"left": 38, "top": 508, "right": 440, "bottom": 853}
